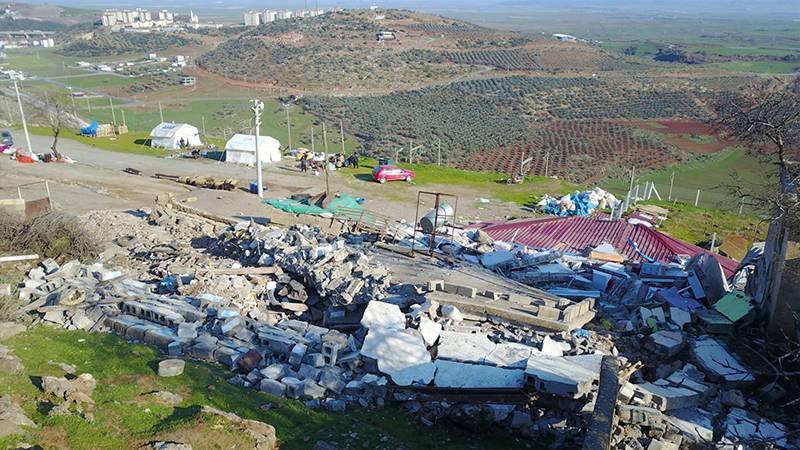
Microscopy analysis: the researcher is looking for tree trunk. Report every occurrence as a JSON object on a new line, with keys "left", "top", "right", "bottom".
{"left": 51, "top": 127, "right": 61, "bottom": 160}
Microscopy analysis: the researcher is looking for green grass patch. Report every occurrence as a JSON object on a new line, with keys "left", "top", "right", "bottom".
{"left": 0, "top": 326, "right": 530, "bottom": 450}
{"left": 638, "top": 200, "right": 766, "bottom": 246}
{"left": 714, "top": 60, "right": 800, "bottom": 74}
{"left": 27, "top": 126, "right": 170, "bottom": 157}
{"left": 603, "top": 147, "right": 774, "bottom": 210}
{"left": 57, "top": 74, "right": 138, "bottom": 90}
{"left": 5, "top": 49, "right": 87, "bottom": 77}
{"left": 339, "top": 158, "right": 576, "bottom": 206}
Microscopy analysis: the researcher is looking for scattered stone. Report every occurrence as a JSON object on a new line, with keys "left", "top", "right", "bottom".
{"left": 158, "top": 359, "right": 186, "bottom": 377}
{"left": 0, "top": 395, "right": 37, "bottom": 438}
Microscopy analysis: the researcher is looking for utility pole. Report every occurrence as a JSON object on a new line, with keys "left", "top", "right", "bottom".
{"left": 544, "top": 150, "right": 550, "bottom": 177}
{"left": 285, "top": 105, "right": 292, "bottom": 151}
{"left": 251, "top": 99, "right": 265, "bottom": 198}
{"left": 311, "top": 127, "right": 315, "bottom": 153}
{"left": 87, "top": 98, "right": 91, "bottom": 113}
{"left": 339, "top": 119, "right": 345, "bottom": 154}
{"left": 668, "top": 171, "right": 675, "bottom": 201}
{"left": 158, "top": 101, "right": 164, "bottom": 123}
{"left": 408, "top": 140, "right": 423, "bottom": 165}
{"left": 67, "top": 87, "right": 76, "bottom": 115}
{"left": 109, "top": 97, "right": 116, "bottom": 124}
{"left": 394, "top": 147, "right": 401, "bottom": 163}
{"left": 12, "top": 78, "right": 32, "bottom": 155}
{"left": 121, "top": 109, "right": 126, "bottom": 127}
{"left": 202, "top": 116, "right": 206, "bottom": 136}
{"left": 437, "top": 139, "right": 441, "bottom": 166}
{"left": 629, "top": 166, "right": 636, "bottom": 193}
{"left": 323, "top": 122, "right": 330, "bottom": 196}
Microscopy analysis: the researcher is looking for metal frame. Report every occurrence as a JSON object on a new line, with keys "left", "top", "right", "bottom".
{"left": 411, "top": 191, "right": 458, "bottom": 258}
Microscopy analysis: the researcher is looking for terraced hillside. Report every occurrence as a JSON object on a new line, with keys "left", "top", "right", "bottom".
{"left": 302, "top": 73, "right": 715, "bottom": 180}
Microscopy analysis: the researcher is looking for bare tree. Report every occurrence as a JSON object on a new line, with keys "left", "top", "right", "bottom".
{"left": 716, "top": 78, "right": 800, "bottom": 334}
{"left": 44, "top": 98, "right": 66, "bottom": 160}
{"left": 716, "top": 77, "right": 800, "bottom": 224}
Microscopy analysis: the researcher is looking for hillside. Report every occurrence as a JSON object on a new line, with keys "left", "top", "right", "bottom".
{"left": 197, "top": 9, "right": 633, "bottom": 92}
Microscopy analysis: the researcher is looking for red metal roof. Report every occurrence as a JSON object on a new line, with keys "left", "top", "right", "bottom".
{"left": 473, "top": 216, "right": 738, "bottom": 276}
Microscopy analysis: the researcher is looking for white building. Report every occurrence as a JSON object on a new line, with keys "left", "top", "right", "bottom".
{"left": 553, "top": 33, "right": 578, "bottom": 42}
{"left": 157, "top": 10, "right": 174, "bottom": 22}
{"left": 276, "top": 10, "right": 293, "bottom": 20}
{"left": 264, "top": 10, "right": 277, "bottom": 23}
{"left": 244, "top": 10, "right": 262, "bottom": 26}
{"left": 224, "top": 134, "right": 282, "bottom": 165}
{"left": 149, "top": 122, "right": 202, "bottom": 150}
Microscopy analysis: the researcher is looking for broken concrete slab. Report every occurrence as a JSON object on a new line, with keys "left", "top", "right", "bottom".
{"left": 690, "top": 337, "right": 754, "bottom": 385}
{"left": 484, "top": 343, "right": 535, "bottom": 369}
{"left": 360, "top": 328, "right": 435, "bottom": 386}
{"left": 433, "top": 360, "right": 524, "bottom": 388}
{"left": 646, "top": 331, "right": 685, "bottom": 358}
{"left": 436, "top": 331, "right": 496, "bottom": 364}
{"left": 663, "top": 408, "right": 714, "bottom": 444}
{"left": 631, "top": 382, "right": 700, "bottom": 411}
{"left": 722, "top": 408, "right": 788, "bottom": 448}
{"left": 524, "top": 354, "right": 602, "bottom": 398}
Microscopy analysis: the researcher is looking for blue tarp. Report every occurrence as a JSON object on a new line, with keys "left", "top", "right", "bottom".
{"left": 80, "top": 121, "right": 98, "bottom": 137}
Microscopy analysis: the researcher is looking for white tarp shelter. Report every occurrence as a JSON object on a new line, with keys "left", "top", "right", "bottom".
{"left": 224, "top": 134, "right": 282, "bottom": 165}
{"left": 149, "top": 122, "right": 202, "bottom": 149}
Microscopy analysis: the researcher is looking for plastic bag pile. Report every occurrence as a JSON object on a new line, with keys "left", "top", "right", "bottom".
{"left": 537, "top": 188, "right": 621, "bottom": 217}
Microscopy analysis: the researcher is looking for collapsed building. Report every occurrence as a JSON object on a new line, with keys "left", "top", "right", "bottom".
{"left": 10, "top": 195, "right": 798, "bottom": 449}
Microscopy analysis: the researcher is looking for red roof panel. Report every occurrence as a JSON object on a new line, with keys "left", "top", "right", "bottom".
{"left": 473, "top": 216, "right": 738, "bottom": 276}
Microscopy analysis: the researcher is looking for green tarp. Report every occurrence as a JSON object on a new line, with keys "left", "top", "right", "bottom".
{"left": 263, "top": 194, "right": 362, "bottom": 217}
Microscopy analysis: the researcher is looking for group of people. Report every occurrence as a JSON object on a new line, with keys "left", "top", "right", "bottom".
{"left": 298, "top": 151, "right": 360, "bottom": 173}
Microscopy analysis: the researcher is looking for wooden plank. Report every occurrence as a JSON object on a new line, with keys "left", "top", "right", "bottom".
{"left": 0, "top": 254, "right": 39, "bottom": 263}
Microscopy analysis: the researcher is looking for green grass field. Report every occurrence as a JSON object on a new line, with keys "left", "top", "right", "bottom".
{"left": 0, "top": 327, "right": 529, "bottom": 450}
{"left": 4, "top": 49, "right": 86, "bottom": 77}
{"left": 57, "top": 74, "right": 139, "bottom": 89}
{"left": 340, "top": 157, "right": 577, "bottom": 206}
{"left": 604, "top": 147, "right": 774, "bottom": 211}
{"left": 638, "top": 200, "right": 766, "bottom": 245}
{"left": 714, "top": 60, "right": 799, "bottom": 74}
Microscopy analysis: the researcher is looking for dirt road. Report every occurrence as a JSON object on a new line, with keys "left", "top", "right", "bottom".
{"left": 0, "top": 134, "right": 525, "bottom": 223}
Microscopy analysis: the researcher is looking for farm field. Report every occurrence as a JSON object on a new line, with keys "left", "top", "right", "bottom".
{"left": 462, "top": 120, "right": 680, "bottom": 182}
{"left": 713, "top": 61, "right": 800, "bottom": 74}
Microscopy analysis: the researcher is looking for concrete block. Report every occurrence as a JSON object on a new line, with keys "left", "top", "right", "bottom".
{"left": 260, "top": 378, "right": 286, "bottom": 397}
{"left": 158, "top": 359, "right": 185, "bottom": 377}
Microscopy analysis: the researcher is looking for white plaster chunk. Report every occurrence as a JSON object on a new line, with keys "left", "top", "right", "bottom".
{"left": 360, "top": 301, "right": 406, "bottom": 330}
{"left": 361, "top": 328, "right": 435, "bottom": 386}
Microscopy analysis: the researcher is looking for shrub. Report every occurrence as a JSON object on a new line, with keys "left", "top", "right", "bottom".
{"left": 0, "top": 211, "right": 99, "bottom": 262}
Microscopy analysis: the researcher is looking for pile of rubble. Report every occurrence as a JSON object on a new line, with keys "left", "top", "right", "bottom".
{"left": 6, "top": 202, "right": 798, "bottom": 449}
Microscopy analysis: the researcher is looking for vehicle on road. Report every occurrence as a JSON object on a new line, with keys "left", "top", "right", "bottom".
{"left": 1, "top": 130, "right": 13, "bottom": 146}
{"left": 372, "top": 165, "right": 415, "bottom": 183}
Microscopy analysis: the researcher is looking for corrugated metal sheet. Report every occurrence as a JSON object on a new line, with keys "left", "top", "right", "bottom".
{"left": 475, "top": 217, "right": 738, "bottom": 276}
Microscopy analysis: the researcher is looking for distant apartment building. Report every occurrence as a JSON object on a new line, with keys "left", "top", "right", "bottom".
{"left": 244, "top": 10, "right": 262, "bottom": 26}
{"left": 158, "top": 10, "right": 174, "bottom": 22}
{"left": 101, "top": 8, "right": 173, "bottom": 29}
{"left": 263, "top": 10, "right": 278, "bottom": 23}
{"left": 243, "top": 7, "right": 324, "bottom": 26}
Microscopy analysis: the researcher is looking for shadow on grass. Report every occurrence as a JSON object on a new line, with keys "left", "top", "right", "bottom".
{"left": 134, "top": 139, "right": 152, "bottom": 146}
{"left": 353, "top": 173, "right": 374, "bottom": 182}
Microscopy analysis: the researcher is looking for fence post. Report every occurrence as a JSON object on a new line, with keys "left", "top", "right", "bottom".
{"left": 668, "top": 171, "right": 674, "bottom": 201}
{"left": 694, "top": 190, "right": 700, "bottom": 207}
{"left": 17, "top": 186, "right": 21, "bottom": 199}
{"left": 739, "top": 197, "right": 744, "bottom": 215}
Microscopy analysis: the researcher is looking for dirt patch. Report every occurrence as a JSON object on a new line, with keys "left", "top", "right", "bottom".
{"left": 625, "top": 119, "right": 740, "bottom": 154}
{"left": 38, "top": 426, "right": 71, "bottom": 450}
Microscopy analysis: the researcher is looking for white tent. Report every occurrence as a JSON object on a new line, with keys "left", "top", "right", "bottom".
{"left": 224, "top": 134, "right": 282, "bottom": 165}
{"left": 149, "top": 122, "right": 203, "bottom": 149}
